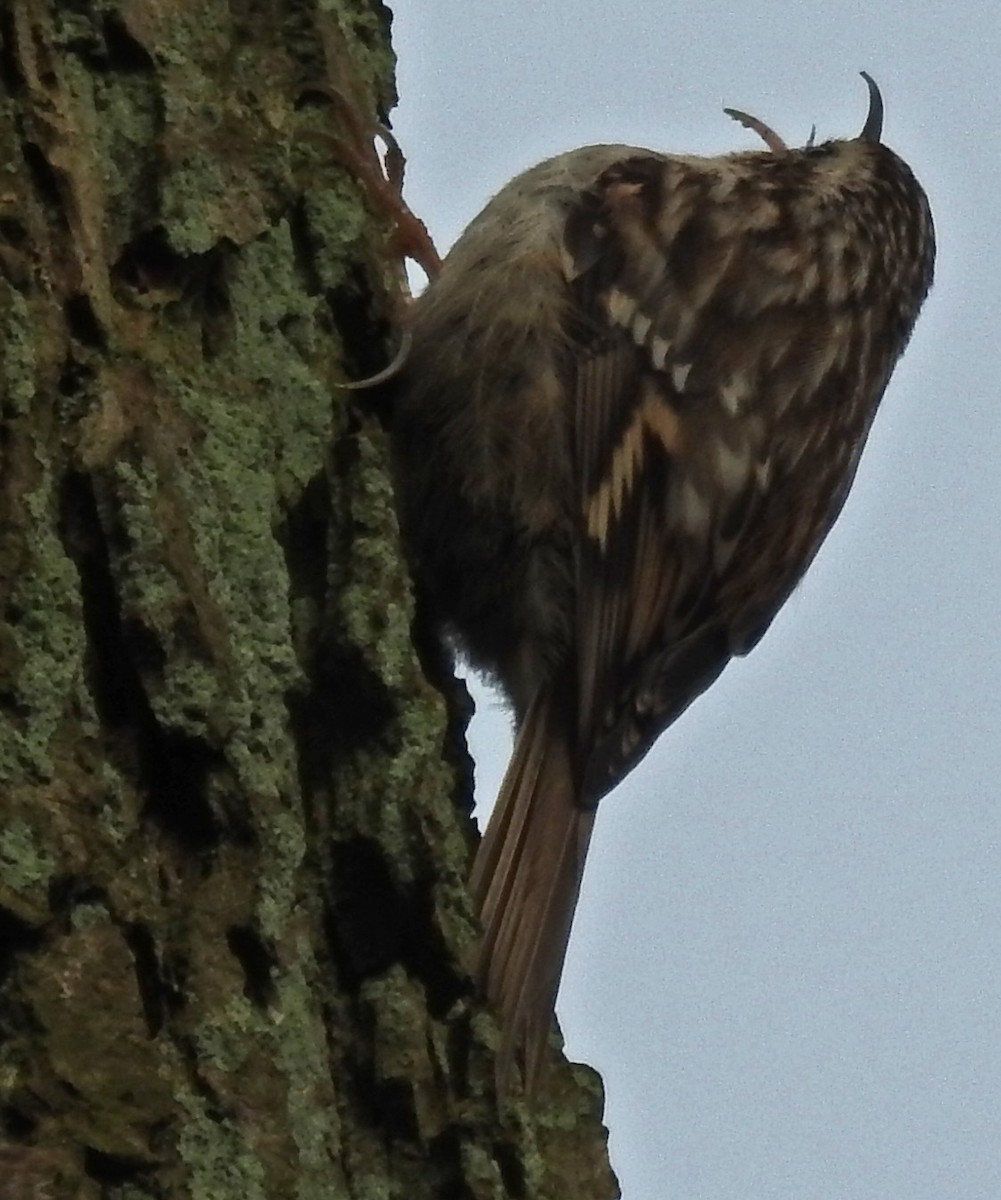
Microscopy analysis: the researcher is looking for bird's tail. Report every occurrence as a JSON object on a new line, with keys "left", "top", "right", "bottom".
{"left": 470, "top": 689, "right": 595, "bottom": 1095}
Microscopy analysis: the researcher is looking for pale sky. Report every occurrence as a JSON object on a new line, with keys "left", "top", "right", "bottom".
{"left": 389, "top": 4, "right": 1001, "bottom": 1196}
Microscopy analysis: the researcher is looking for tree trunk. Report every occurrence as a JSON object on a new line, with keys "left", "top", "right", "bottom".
{"left": 0, "top": 2, "right": 618, "bottom": 1196}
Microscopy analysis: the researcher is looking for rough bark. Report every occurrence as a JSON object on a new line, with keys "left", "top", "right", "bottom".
{"left": 0, "top": 2, "right": 618, "bottom": 1197}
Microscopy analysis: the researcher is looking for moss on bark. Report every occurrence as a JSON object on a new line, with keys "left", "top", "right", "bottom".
{"left": 0, "top": 3, "right": 619, "bottom": 1196}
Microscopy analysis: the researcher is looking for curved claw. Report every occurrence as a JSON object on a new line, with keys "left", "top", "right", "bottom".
{"left": 336, "top": 331, "right": 412, "bottom": 390}
{"left": 858, "top": 72, "right": 884, "bottom": 142}
{"left": 723, "top": 107, "right": 789, "bottom": 154}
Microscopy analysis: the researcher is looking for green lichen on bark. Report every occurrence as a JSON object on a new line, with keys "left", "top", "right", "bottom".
{"left": 0, "top": 816, "right": 56, "bottom": 909}
{"left": 0, "top": 1, "right": 619, "bottom": 1197}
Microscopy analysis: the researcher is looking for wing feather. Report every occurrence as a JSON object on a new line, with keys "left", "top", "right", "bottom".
{"left": 564, "top": 156, "right": 757, "bottom": 805}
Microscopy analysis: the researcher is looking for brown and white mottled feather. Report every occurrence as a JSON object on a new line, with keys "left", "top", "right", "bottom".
{"left": 392, "top": 77, "right": 935, "bottom": 1096}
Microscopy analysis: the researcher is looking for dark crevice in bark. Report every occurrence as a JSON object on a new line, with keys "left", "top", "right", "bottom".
{"left": 316, "top": 643, "right": 396, "bottom": 762}
{"left": 324, "top": 268, "right": 393, "bottom": 385}
{"left": 494, "top": 1139, "right": 528, "bottom": 1199}
{"left": 287, "top": 198, "right": 325, "bottom": 297}
{"left": 281, "top": 470, "right": 338, "bottom": 812}
{"left": 0, "top": 907, "right": 43, "bottom": 988}
{"left": 406, "top": 873, "right": 470, "bottom": 1019}
{"left": 326, "top": 836, "right": 408, "bottom": 986}
{"left": 226, "top": 923, "right": 278, "bottom": 1008}
{"left": 19, "top": 143, "right": 67, "bottom": 227}
{"left": 0, "top": 215, "right": 28, "bottom": 251}
{"left": 192, "top": 245, "right": 236, "bottom": 361}
{"left": 324, "top": 836, "right": 468, "bottom": 1016}
{"left": 406, "top": 585, "right": 478, "bottom": 818}
{"left": 315, "top": 431, "right": 400, "bottom": 751}
{"left": 100, "top": 13, "right": 156, "bottom": 74}
{"left": 342, "top": 1039, "right": 424, "bottom": 1145}
{"left": 0, "top": 8, "right": 25, "bottom": 95}
{"left": 64, "top": 293, "right": 106, "bottom": 349}
{"left": 123, "top": 921, "right": 167, "bottom": 1036}
{"left": 0, "top": 676, "right": 31, "bottom": 718}
{"left": 280, "top": 463, "right": 330, "bottom": 637}
{"left": 142, "top": 733, "right": 232, "bottom": 849}
{"left": 286, "top": 682, "right": 336, "bottom": 819}
{"left": 112, "top": 234, "right": 234, "bottom": 358}
{"left": 82, "top": 1146, "right": 147, "bottom": 1185}
{"left": 1, "top": 1104, "right": 36, "bottom": 1138}
{"left": 57, "top": 471, "right": 222, "bottom": 851}
{"left": 57, "top": 356, "right": 95, "bottom": 399}
{"left": 427, "top": 1128, "right": 482, "bottom": 1200}
{"left": 112, "top": 227, "right": 186, "bottom": 296}
{"left": 47, "top": 876, "right": 106, "bottom": 922}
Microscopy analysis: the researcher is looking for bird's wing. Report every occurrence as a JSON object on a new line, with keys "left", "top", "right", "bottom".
{"left": 562, "top": 154, "right": 784, "bottom": 805}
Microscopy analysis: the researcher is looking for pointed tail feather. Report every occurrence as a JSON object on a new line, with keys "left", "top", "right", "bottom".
{"left": 470, "top": 690, "right": 595, "bottom": 1096}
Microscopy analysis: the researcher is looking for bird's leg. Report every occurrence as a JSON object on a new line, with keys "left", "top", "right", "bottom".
{"left": 300, "top": 83, "right": 442, "bottom": 285}
{"left": 298, "top": 83, "right": 440, "bottom": 388}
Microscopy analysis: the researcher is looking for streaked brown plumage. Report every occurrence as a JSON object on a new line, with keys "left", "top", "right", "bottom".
{"left": 392, "top": 75, "right": 935, "bottom": 1095}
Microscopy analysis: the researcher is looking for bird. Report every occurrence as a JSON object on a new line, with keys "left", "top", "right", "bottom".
{"left": 390, "top": 74, "right": 935, "bottom": 1096}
